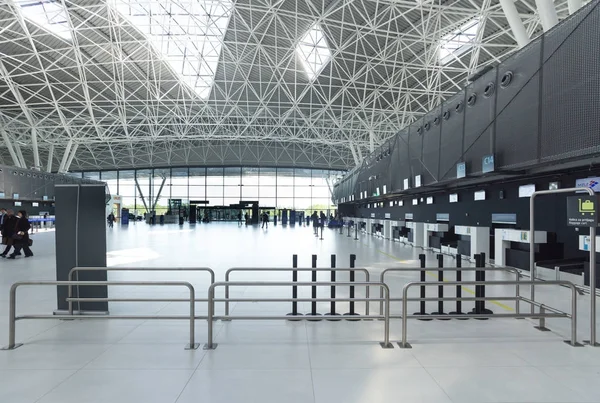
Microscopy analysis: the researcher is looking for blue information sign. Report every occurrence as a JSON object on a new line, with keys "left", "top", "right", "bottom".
{"left": 482, "top": 154, "right": 495, "bottom": 174}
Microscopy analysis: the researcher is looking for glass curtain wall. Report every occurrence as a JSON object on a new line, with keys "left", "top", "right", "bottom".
{"left": 87, "top": 167, "right": 343, "bottom": 217}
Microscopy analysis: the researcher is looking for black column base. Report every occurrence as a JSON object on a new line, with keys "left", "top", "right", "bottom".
{"left": 431, "top": 311, "right": 451, "bottom": 321}
{"left": 324, "top": 312, "right": 342, "bottom": 321}
{"left": 469, "top": 308, "right": 493, "bottom": 320}
{"left": 305, "top": 313, "right": 323, "bottom": 321}
{"left": 343, "top": 312, "right": 361, "bottom": 321}
{"left": 413, "top": 312, "right": 433, "bottom": 321}
{"left": 286, "top": 312, "right": 304, "bottom": 321}
{"left": 449, "top": 311, "right": 469, "bottom": 320}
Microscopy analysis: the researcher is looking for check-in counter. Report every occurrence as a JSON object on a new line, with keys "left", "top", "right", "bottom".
{"left": 383, "top": 219, "right": 391, "bottom": 240}
{"left": 455, "top": 225, "right": 490, "bottom": 262}
{"left": 424, "top": 223, "right": 449, "bottom": 252}
{"left": 406, "top": 221, "right": 425, "bottom": 248}
{"left": 372, "top": 219, "right": 384, "bottom": 238}
{"left": 358, "top": 218, "right": 368, "bottom": 233}
{"left": 390, "top": 220, "right": 406, "bottom": 242}
{"left": 365, "top": 218, "right": 373, "bottom": 234}
{"left": 494, "top": 228, "right": 547, "bottom": 266}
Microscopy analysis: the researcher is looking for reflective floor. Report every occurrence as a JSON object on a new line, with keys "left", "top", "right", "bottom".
{"left": 1, "top": 222, "right": 600, "bottom": 403}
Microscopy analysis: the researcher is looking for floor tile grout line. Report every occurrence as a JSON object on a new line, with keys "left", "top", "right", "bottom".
{"left": 305, "top": 320, "right": 317, "bottom": 403}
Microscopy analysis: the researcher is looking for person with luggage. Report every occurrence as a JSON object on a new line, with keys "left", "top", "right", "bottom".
{"left": 311, "top": 211, "right": 319, "bottom": 235}
{"left": 8, "top": 210, "right": 33, "bottom": 259}
{"left": 107, "top": 212, "right": 115, "bottom": 228}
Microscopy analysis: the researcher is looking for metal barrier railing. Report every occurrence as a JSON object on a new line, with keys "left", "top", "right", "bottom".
{"left": 206, "top": 281, "right": 391, "bottom": 350}
{"left": 1, "top": 281, "right": 199, "bottom": 351}
{"left": 379, "top": 266, "right": 522, "bottom": 315}
{"left": 224, "top": 267, "right": 371, "bottom": 316}
{"left": 399, "top": 280, "right": 580, "bottom": 349}
{"left": 67, "top": 267, "right": 215, "bottom": 315}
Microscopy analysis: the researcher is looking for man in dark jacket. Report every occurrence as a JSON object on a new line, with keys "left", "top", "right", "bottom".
{"left": 8, "top": 210, "right": 33, "bottom": 259}
{"left": 1, "top": 209, "right": 17, "bottom": 257}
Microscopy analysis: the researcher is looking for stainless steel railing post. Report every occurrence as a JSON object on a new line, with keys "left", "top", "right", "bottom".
{"left": 225, "top": 270, "right": 230, "bottom": 317}
{"left": 571, "top": 284, "right": 578, "bottom": 346}
{"left": 204, "top": 283, "right": 217, "bottom": 350}
{"left": 187, "top": 284, "right": 198, "bottom": 350}
{"left": 399, "top": 283, "right": 410, "bottom": 348}
{"left": 515, "top": 271, "right": 520, "bottom": 315}
{"left": 365, "top": 272, "right": 370, "bottom": 316}
{"left": 382, "top": 283, "right": 392, "bottom": 348}
{"left": 7, "top": 284, "right": 18, "bottom": 350}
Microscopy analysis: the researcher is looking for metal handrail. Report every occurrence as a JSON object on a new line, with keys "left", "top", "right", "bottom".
{"left": 379, "top": 266, "right": 522, "bottom": 315}
{"left": 224, "top": 267, "right": 371, "bottom": 316}
{"left": 206, "top": 281, "right": 391, "bottom": 350}
{"left": 67, "top": 267, "right": 214, "bottom": 315}
{"left": 399, "top": 280, "right": 579, "bottom": 349}
{"left": 1, "top": 281, "right": 199, "bottom": 351}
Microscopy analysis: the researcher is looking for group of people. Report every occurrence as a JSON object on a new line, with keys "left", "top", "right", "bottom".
{"left": 310, "top": 211, "right": 327, "bottom": 235}
{"left": 0, "top": 208, "right": 34, "bottom": 259}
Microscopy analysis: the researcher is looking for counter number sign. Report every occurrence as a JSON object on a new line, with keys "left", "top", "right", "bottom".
{"left": 567, "top": 195, "right": 599, "bottom": 227}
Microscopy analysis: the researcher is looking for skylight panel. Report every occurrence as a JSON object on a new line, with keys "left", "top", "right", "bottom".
{"left": 112, "top": 0, "right": 233, "bottom": 99}
{"left": 297, "top": 24, "right": 332, "bottom": 81}
{"left": 16, "top": 1, "right": 72, "bottom": 40}
{"left": 439, "top": 18, "right": 480, "bottom": 65}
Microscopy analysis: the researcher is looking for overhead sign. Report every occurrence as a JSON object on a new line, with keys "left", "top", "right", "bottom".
{"left": 385, "top": 213, "right": 391, "bottom": 219}
{"left": 405, "top": 213, "right": 413, "bottom": 220}
{"left": 370, "top": 213, "right": 375, "bottom": 218}
{"left": 456, "top": 162, "right": 466, "bottom": 179}
{"left": 482, "top": 154, "right": 495, "bottom": 174}
{"left": 575, "top": 177, "right": 600, "bottom": 193}
{"left": 567, "top": 195, "right": 598, "bottom": 227}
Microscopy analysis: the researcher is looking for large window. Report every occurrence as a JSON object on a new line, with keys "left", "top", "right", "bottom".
{"left": 71, "top": 167, "right": 343, "bottom": 215}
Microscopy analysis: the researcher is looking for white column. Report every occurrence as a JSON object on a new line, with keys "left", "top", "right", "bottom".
{"left": 356, "top": 146, "right": 363, "bottom": 163}
{"left": 349, "top": 141, "right": 359, "bottom": 166}
{"left": 14, "top": 143, "right": 26, "bottom": 169}
{"left": 46, "top": 144, "right": 54, "bottom": 172}
{"left": 64, "top": 144, "right": 78, "bottom": 173}
{"left": 58, "top": 139, "right": 73, "bottom": 173}
{"left": 567, "top": 0, "right": 582, "bottom": 14}
{"left": 535, "top": 0, "right": 559, "bottom": 32}
{"left": 0, "top": 128, "right": 21, "bottom": 167}
{"left": 369, "top": 130, "right": 375, "bottom": 153}
{"left": 31, "top": 126, "right": 40, "bottom": 170}
{"left": 499, "top": 0, "right": 530, "bottom": 48}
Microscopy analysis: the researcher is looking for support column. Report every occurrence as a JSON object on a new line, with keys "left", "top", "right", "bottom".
{"left": 535, "top": 0, "right": 559, "bottom": 32}
{"left": 568, "top": 0, "right": 582, "bottom": 14}
{"left": 349, "top": 142, "right": 359, "bottom": 166}
{"left": 0, "top": 128, "right": 21, "bottom": 167}
{"left": 14, "top": 143, "right": 26, "bottom": 169}
{"left": 58, "top": 139, "right": 73, "bottom": 173}
{"left": 356, "top": 146, "right": 363, "bottom": 163}
{"left": 369, "top": 130, "right": 375, "bottom": 153}
{"left": 499, "top": 0, "right": 530, "bottom": 48}
{"left": 31, "top": 127, "right": 40, "bottom": 170}
{"left": 64, "top": 144, "right": 79, "bottom": 173}
{"left": 46, "top": 144, "right": 54, "bottom": 173}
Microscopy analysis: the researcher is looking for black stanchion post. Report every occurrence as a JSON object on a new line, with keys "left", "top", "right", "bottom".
{"left": 307, "top": 254, "right": 322, "bottom": 321}
{"left": 432, "top": 254, "right": 450, "bottom": 320}
{"left": 344, "top": 254, "right": 360, "bottom": 320}
{"left": 354, "top": 223, "right": 358, "bottom": 240}
{"left": 326, "top": 254, "right": 341, "bottom": 320}
{"left": 320, "top": 225, "right": 324, "bottom": 240}
{"left": 413, "top": 254, "right": 432, "bottom": 321}
{"left": 287, "top": 254, "right": 303, "bottom": 320}
{"left": 478, "top": 253, "right": 493, "bottom": 317}
{"left": 450, "top": 253, "right": 467, "bottom": 319}
{"left": 347, "top": 222, "right": 351, "bottom": 237}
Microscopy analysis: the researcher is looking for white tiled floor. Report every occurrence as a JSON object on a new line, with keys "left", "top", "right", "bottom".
{"left": 1, "top": 222, "right": 600, "bottom": 402}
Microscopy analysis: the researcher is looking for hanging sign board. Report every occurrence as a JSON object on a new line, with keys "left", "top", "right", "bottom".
{"left": 567, "top": 195, "right": 599, "bottom": 227}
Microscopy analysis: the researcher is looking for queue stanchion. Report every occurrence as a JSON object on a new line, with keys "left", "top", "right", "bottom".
{"left": 347, "top": 222, "right": 351, "bottom": 237}
{"left": 307, "top": 254, "right": 322, "bottom": 321}
{"left": 431, "top": 254, "right": 450, "bottom": 320}
{"left": 320, "top": 225, "right": 324, "bottom": 240}
{"left": 344, "top": 254, "right": 360, "bottom": 320}
{"left": 354, "top": 223, "right": 359, "bottom": 240}
{"left": 326, "top": 254, "right": 341, "bottom": 321}
{"left": 470, "top": 253, "right": 493, "bottom": 319}
{"left": 449, "top": 253, "right": 468, "bottom": 319}
{"left": 286, "top": 254, "right": 303, "bottom": 321}
{"left": 339, "top": 224, "right": 343, "bottom": 235}
{"left": 413, "top": 254, "right": 432, "bottom": 321}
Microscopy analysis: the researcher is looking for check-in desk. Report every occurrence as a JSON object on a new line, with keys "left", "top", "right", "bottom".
{"left": 383, "top": 219, "right": 391, "bottom": 240}
{"left": 372, "top": 219, "right": 385, "bottom": 238}
{"left": 494, "top": 228, "right": 547, "bottom": 267}
{"left": 358, "top": 218, "right": 368, "bottom": 233}
{"left": 365, "top": 218, "right": 373, "bottom": 234}
{"left": 424, "top": 223, "right": 449, "bottom": 252}
{"left": 406, "top": 221, "right": 425, "bottom": 248}
{"left": 455, "top": 226, "right": 490, "bottom": 262}
{"left": 390, "top": 220, "right": 406, "bottom": 242}
{"left": 579, "top": 235, "right": 600, "bottom": 287}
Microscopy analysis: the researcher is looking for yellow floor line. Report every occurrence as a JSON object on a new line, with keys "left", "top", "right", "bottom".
{"left": 374, "top": 246, "right": 514, "bottom": 312}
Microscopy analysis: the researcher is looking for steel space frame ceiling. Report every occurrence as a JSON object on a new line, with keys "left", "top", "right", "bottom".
{"left": 0, "top": 0, "right": 576, "bottom": 172}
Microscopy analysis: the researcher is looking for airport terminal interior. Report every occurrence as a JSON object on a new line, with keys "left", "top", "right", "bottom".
{"left": 1, "top": 0, "right": 600, "bottom": 402}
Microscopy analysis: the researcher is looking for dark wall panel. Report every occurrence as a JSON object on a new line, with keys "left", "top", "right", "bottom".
{"left": 463, "top": 68, "right": 497, "bottom": 172}
{"left": 421, "top": 106, "right": 442, "bottom": 183}
{"left": 541, "top": 3, "right": 600, "bottom": 161}
{"left": 495, "top": 39, "right": 542, "bottom": 169}
{"left": 390, "top": 128, "right": 409, "bottom": 191}
{"left": 408, "top": 123, "right": 423, "bottom": 183}
{"left": 439, "top": 91, "right": 466, "bottom": 180}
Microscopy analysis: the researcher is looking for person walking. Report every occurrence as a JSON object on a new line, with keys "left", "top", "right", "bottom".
{"left": 0, "top": 209, "right": 17, "bottom": 257}
{"left": 311, "top": 211, "right": 319, "bottom": 235}
{"left": 8, "top": 210, "right": 33, "bottom": 259}
{"left": 261, "top": 211, "right": 270, "bottom": 228}
{"left": 244, "top": 212, "right": 249, "bottom": 226}
{"left": 107, "top": 212, "right": 115, "bottom": 228}
{"left": 238, "top": 211, "right": 243, "bottom": 226}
